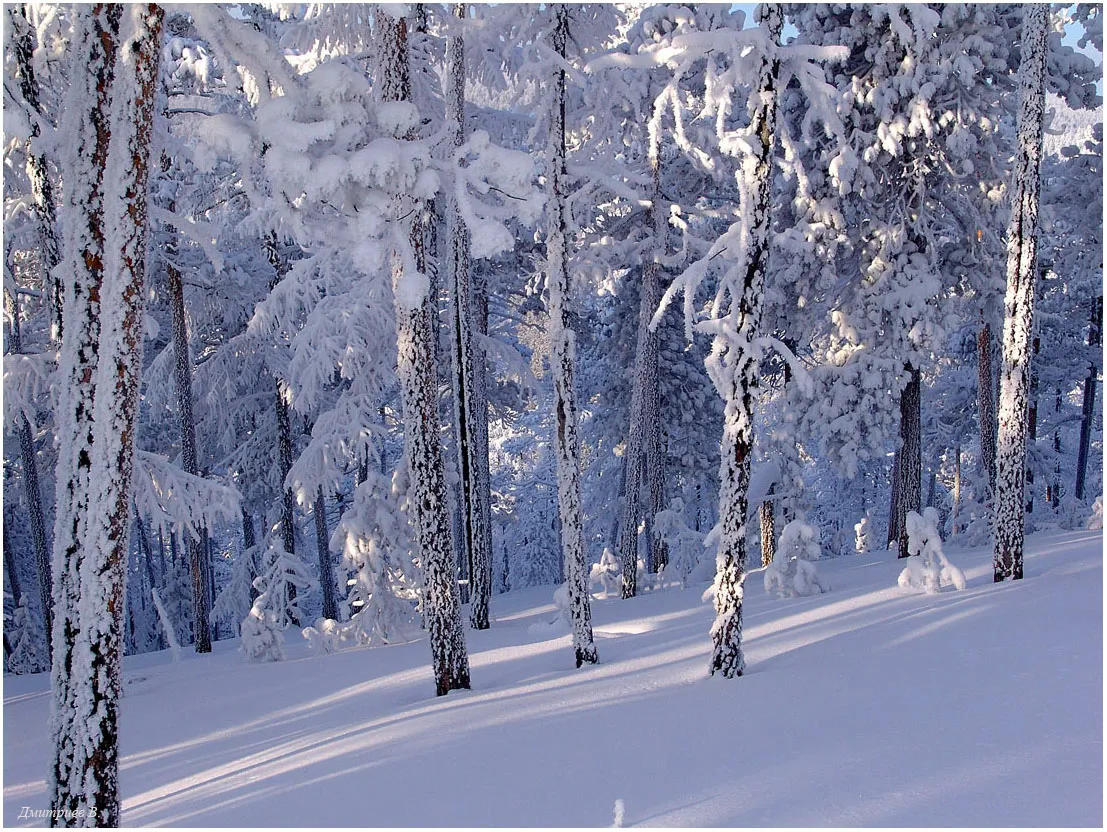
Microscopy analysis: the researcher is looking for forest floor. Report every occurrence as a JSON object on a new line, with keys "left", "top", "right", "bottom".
{"left": 3, "top": 527, "right": 1102, "bottom": 827}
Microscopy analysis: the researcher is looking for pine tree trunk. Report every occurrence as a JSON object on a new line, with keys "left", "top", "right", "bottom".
{"left": 379, "top": 9, "right": 470, "bottom": 695}
{"left": 709, "top": 5, "right": 781, "bottom": 680}
{"left": 314, "top": 486, "right": 338, "bottom": 621}
{"left": 242, "top": 507, "right": 259, "bottom": 605}
{"left": 68, "top": 7, "right": 163, "bottom": 823}
{"left": 8, "top": 4, "right": 63, "bottom": 341}
{"left": 759, "top": 500, "right": 776, "bottom": 568}
{"left": 886, "top": 449, "right": 901, "bottom": 548}
{"left": 1026, "top": 333, "right": 1041, "bottom": 515}
{"left": 547, "top": 5, "right": 598, "bottom": 667}
{"left": 274, "top": 378, "right": 299, "bottom": 625}
{"left": 952, "top": 443, "right": 962, "bottom": 535}
{"left": 1075, "top": 296, "right": 1100, "bottom": 500}
{"left": 978, "top": 321, "right": 998, "bottom": 493}
{"left": 166, "top": 219, "right": 211, "bottom": 653}
{"left": 994, "top": 4, "right": 1049, "bottom": 583}
{"left": 445, "top": 3, "right": 493, "bottom": 629}
{"left": 48, "top": 5, "right": 121, "bottom": 820}
{"left": 897, "top": 365, "right": 921, "bottom": 558}
{"left": 617, "top": 104, "right": 668, "bottom": 592}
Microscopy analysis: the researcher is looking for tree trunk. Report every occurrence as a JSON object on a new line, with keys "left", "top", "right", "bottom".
{"left": 952, "top": 443, "right": 962, "bottom": 535}
{"left": 48, "top": 5, "right": 121, "bottom": 821}
{"left": 242, "top": 507, "right": 259, "bottom": 604}
{"left": 67, "top": 8, "right": 162, "bottom": 823}
{"left": 379, "top": 9, "right": 470, "bottom": 695}
{"left": 546, "top": 5, "right": 598, "bottom": 667}
{"left": 897, "top": 365, "right": 922, "bottom": 558}
{"left": 977, "top": 321, "right": 997, "bottom": 493}
{"left": 886, "top": 449, "right": 901, "bottom": 548}
{"left": 994, "top": 4, "right": 1048, "bottom": 583}
{"left": 166, "top": 212, "right": 211, "bottom": 653}
{"left": 1075, "top": 296, "right": 1100, "bottom": 500}
{"left": 274, "top": 378, "right": 299, "bottom": 625}
{"left": 8, "top": 4, "right": 63, "bottom": 341}
{"left": 1026, "top": 333, "right": 1040, "bottom": 515}
{"left": 314, "top": 486, "right": 338, "bottom": 621}
{"left": 759, "top": 500, "right": 776, "bottom": 568}
{"left": 445, "top": 3, "right": 493, "bottom": 630}
{"left": 709, "top": 5, "right": 781, "bottom": 680}
{"left": 616, "top": 140, "right": 666, "bottom": 596}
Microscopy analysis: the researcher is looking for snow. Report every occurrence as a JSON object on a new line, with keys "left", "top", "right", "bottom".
{"left": 4, "top": 528, "right": 1100, "bottom": 826}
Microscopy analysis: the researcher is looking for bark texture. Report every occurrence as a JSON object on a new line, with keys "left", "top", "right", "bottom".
{"left": 48, "top": 5, "right": 121, "bottom": 820}
{"left": 993, "top": 4, "right": 1048, "bottom": 583}
{"left": 897, "top": 365, "right": 921, "bottom": 559}
{"left": 547, "top": 5, "right": 598, "bottom": 667}
{"left": 1075, "top": 297, "right": 1100, "bottom": 500}
{"left": 379, "top": 10, "right": 471, "bottom": 695}
{"left": 68, "top": 7, "right": 163, "bottom": 823}
{"left": 709, "top": 5, "right": 781, "bottom": 679}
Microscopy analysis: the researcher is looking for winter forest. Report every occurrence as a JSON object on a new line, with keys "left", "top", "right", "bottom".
{"left": 2, "top": 2, "right": 1103, "bottom": 827}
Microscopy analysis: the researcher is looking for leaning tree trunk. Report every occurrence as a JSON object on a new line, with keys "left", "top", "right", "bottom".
{"left": 378, "top": 9, "right": 470, "bottom": 695}
{"left": 546, "top": 5, "right": 598, "bottom": 667}
{"left": 445, "top": 3, "right": 493, "bottom": 629}
{"left": 1074, "top": 296, "right": 1101, "bottom": 500}
{"left": 9, "top": 4, "right": 63, "bottom": 341}
{"left": 709, "top": 5, "right": 781, "bottom": 680}
{"left": 48, "top": 5, "right": 121, "bottom": 821}
{"left": 68, "top": 7, "right": 162, "bottom": 824}
{"left": 994, "top": 3, "right": 1048, "bottom": 583}
{"left": 897, "top": 364, "right": 921, "bottom": 558}
{"left": 165, "top": 206, "right": 211, "bottom": 653}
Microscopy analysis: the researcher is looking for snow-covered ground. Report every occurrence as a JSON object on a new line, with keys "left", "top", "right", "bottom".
{"left": 4, "top": 528, "right": 1102, "bottom": 827}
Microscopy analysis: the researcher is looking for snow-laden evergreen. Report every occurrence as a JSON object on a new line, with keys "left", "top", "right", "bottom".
{"left": 764, "top": 519, "right": 826, "bottom": 599}
{"left": 898, "top": 508, "right": 966, "bottom": 594}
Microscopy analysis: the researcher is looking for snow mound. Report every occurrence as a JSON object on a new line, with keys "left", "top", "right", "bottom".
{"left": 764, "top": 519, "right": 827, "bottom": 598}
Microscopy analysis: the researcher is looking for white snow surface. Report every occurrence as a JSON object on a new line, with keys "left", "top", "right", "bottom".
{"left": 3, "top": 529, "right": 1101, "bottom": 827}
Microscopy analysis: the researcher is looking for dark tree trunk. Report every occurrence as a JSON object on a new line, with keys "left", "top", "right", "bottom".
{"left": 242, "top": 507, "right": 259, "bottom": 604}
{"left": 897, "top": 365, "right": 921, "bottom": 559}
{"left": 1075, "top": 296, "right": 1101, "bottom": 500}
{"left": 886, "top": 449, "right": 901, "bottom": 548}
{"left": 314, "top": 487, "right": 338, "bottom": 621}
{"left": 977, "top": 321, "right": 997, "bottom": 493}
{"left": 274, "top": 378, "right": 299, "bottom": 625}
{"left": 166, "top": 216, "right": 211, "bottom": 653}
{"left": 1026, "top": 334, "right": 1040, "bottom": 515}
{"left": 759, "top": 500, "right": 776, "bottom": 568}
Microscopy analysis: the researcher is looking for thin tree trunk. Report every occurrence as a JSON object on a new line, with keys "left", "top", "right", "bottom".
{"left": 445, "top": 4, "right": 492, "bottom": 630}
{"left": 1075, "top": 296, "right": 1100, "bottom": 500}
{"left": 978, "top": 321, "right": 997, "bottom": 493}
{"left": 274, "top": 378, "right": 299, "bottom": 625}
{"left": 48, "top": 5, "right": 121, "bottom": 821}
{"left": 241, "top": 507, "right": 259, "bottom": 605}
{"left": 69, "top": 7, "right": 162, "bottom": 822}
{"left": 897, "top": 365, "right": 921, "bottom": 558}
{"left": 759, "top": 500, "right": 776, "bottom": 568}
{"left": 166, "top": 207, "right": 211, "bottom": 653}
{"left": 952, "top": 443, "right": 962, "bottom": 535}
{"left": 709, "top": 5, "right": 781, "bottom": 680}
{"left": 379, "top": 9, "right": 470, "bottom": 695}
{"left": 994, "top": 4, "right": 1048, "bottom": 583}
{"left": 1026, "top": 333, "right": 1040, "bottom": 515}
{"left": 314, "top": 486, "right": 338, "bottom": 621}
{"left": 886, "top": 449, "right": 901, "bottom": 548}
{"left": 547, "top": 5, "right": 598, "bottom": 666}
